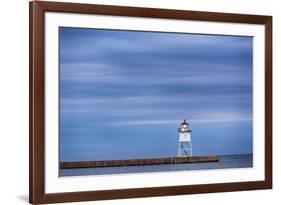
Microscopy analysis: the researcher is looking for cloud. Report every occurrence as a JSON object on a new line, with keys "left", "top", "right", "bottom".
{"left": 103, "top": 110, "right": 252, "bottom": 126}
{"left": 109, "top": 117, "right": 251, "bottom": 126}
{"left": 61, "top": 92, "right": 251, "bottom": 107}
{"left": 110, "top": 119, "right": 179, "bottom": 126}
{"left": 60, "top": 62, "right": 252, "bottom": 87}
{"left": 60, "top": 28, "right": 252, "bottom": 62}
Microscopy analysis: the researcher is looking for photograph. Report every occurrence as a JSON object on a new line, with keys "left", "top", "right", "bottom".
{"left": 29, "top": 1, "right": 272, "bottom": 203}
{"left": 59, "top": 27, "right": 253, "bottom": 177}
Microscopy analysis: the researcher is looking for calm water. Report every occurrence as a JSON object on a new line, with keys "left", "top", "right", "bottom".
{"left": 59, "top": 154, "right": 252, "bottom": 177}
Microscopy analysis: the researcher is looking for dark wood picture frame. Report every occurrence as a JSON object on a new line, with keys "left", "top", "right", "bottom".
{"left": 29, "top": 1, "right": 272, "bottom": 204}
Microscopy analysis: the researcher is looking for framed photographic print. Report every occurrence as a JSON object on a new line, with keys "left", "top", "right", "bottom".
{"left": 29, "top": 1, "right": 272, "bottom": 204}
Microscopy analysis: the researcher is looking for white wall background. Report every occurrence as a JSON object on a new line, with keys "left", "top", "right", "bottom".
{"left": 0, "top": 0, "right": 279, "bottom": 204}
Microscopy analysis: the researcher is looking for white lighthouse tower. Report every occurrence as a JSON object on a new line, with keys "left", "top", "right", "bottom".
{"left": 178, "top": 119, "right": 192, "bottom": 157}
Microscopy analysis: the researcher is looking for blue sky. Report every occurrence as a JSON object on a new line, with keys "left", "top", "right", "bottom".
{"left": 59, "top": 27, "right": 253, "bottom": 162}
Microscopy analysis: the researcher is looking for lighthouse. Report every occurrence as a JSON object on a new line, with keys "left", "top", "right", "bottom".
{"left": 178, "top": 119, "right": 192, "bottom": 157}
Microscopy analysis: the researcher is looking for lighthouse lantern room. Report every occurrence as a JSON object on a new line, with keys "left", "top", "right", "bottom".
{"left": 178, "top": 119, "right": 192, "bottom": 157}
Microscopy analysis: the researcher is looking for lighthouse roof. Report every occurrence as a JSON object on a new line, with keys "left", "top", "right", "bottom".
{"left": 181, "top": 119, "right": 189, "bottom": 125}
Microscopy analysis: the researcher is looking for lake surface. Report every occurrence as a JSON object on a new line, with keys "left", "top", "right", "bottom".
{"left": 59, "top": 154, "right": 252, "bottom": 177}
